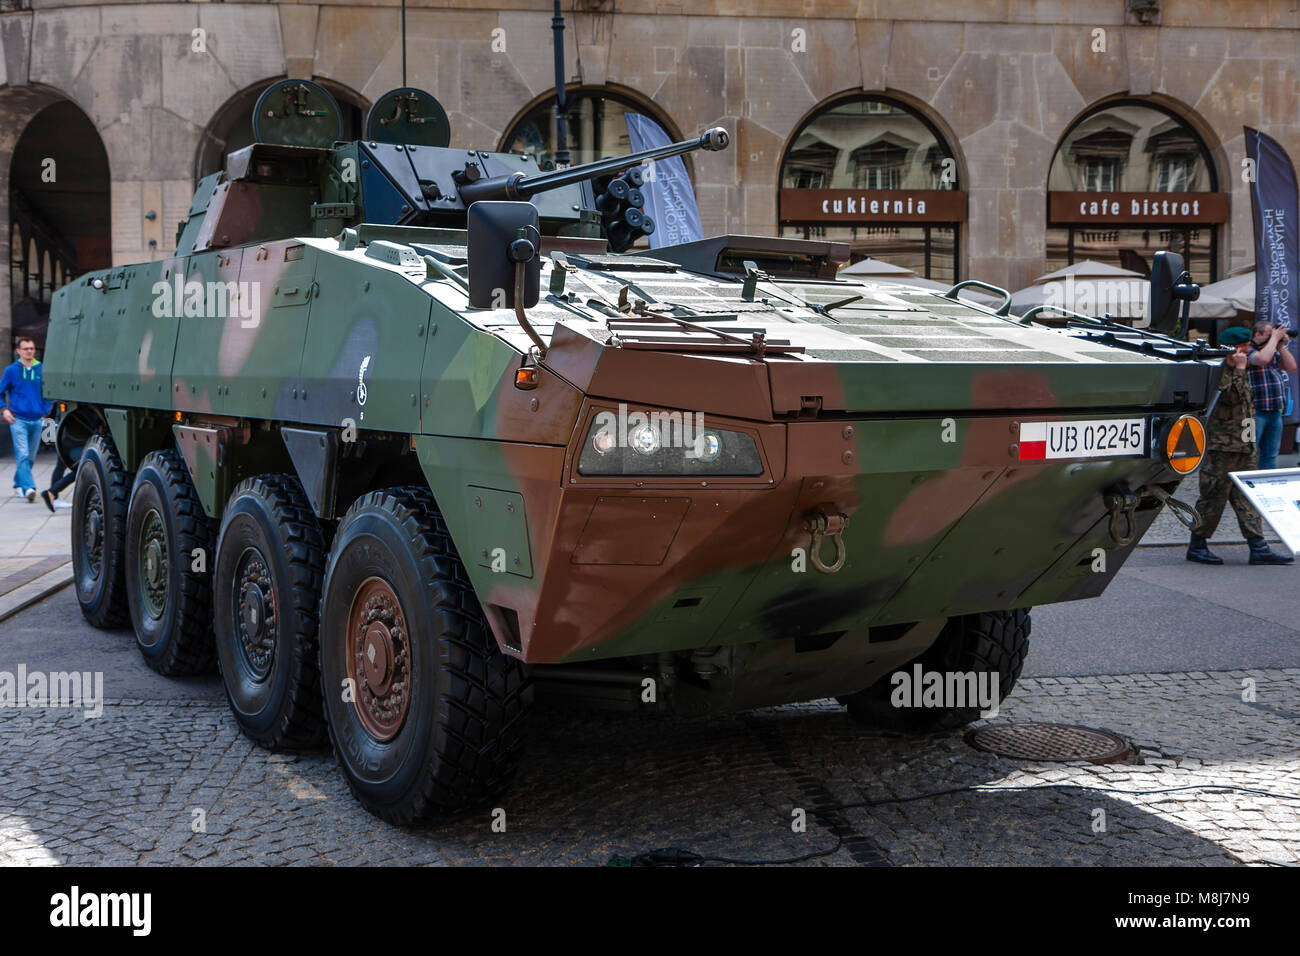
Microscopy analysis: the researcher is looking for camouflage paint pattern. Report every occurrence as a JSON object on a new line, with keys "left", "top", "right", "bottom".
{"left": 42, "top": 136, "right": 1223, "bottom": 700}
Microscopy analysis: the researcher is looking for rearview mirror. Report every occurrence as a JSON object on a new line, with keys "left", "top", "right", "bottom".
{"left": 1148, "top": 250, "right": 1200, "bottom": 337}
{"left": 467, "top": 201, "right": 541, "bottom": 310}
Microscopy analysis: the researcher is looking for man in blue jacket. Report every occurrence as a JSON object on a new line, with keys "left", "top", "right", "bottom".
{"left": 1, "top": 337, "right": 52, "bottom": 501}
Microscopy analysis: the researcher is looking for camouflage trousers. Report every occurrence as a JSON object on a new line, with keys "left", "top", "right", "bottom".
{"left": 1191, "top": 448, "right": 1265, "bottom": 541}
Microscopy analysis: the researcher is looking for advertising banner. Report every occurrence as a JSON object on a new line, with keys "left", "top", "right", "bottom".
{"left": 624, "top": 113, "right": 703, "bottom": 249}
{"left": 1245, "top": 128, "right": 1300, "bottom": 423}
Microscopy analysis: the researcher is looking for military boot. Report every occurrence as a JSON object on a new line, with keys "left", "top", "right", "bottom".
{"left": 1186, "top": 534, "right": 1223, "bottom": 565}
{"left": 1247, "top": 536, "right": 1294, "bottom": 565}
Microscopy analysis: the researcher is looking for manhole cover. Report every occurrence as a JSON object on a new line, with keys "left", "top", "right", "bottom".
{"left": 965, "top": 723, "right": 1135, "bottom": 764}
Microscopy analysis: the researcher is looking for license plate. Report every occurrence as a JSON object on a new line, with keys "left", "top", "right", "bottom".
{"left": 1019, "top": 419, "right": 1146, "bottom": 460}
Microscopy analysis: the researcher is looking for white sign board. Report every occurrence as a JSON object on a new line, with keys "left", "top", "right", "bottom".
{"left": 1230, "top": 467, "right": 1300, "bottom": 552}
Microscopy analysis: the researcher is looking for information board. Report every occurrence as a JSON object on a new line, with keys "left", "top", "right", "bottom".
{"left": 1230, "top": 467, "right": 1300, "bottom": 553}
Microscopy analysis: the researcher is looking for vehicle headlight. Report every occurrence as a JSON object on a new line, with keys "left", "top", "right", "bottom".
{"left": 629, "top": 422, "right": 661, "bottom": 456}
{"left": 578, "top": 411, "right": 763, "bottom": 476}
{"left": 695, "top": 432, "right": 721, "bottom": 463}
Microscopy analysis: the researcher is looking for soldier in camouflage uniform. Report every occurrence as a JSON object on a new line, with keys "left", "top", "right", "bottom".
{"left": 1188, "top": 326, "right": 1294, "bottom": 565}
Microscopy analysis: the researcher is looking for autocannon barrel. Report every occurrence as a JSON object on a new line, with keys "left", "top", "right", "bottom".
{"left": 457, "top": 127, "right": 730, "bottom": 205}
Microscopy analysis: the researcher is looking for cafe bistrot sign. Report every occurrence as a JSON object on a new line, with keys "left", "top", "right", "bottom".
{"left": 1048, "top": 192, "right": 1228, "bottom": 224}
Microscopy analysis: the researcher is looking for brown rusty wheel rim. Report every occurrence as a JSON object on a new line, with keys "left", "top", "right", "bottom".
{"left": 345, "top": 576, "right": 412, "bottom": 742}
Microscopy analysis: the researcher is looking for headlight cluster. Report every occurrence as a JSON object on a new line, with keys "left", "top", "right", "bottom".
{"left": 577, "top": 409, "right": 763, "bottom": 476}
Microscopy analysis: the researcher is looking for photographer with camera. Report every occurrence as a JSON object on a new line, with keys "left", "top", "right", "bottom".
{"left": 1247, "top": 320, "right": 1297, "bottom": 471}
{"left": 1187, "top": 326, "right": 1293, "bottom": 566}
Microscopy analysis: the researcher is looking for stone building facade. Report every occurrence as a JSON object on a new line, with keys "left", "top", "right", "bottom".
{"left": 1, "top": 0, "right": 1298, "bottom": 349}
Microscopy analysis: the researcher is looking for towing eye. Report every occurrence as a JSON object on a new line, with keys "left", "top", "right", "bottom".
{"left": 804, "top": 511, "right": 850, "bottom": 574}
{"left": 1103, "top": 489, "right": 1140, "bottom": 546}
{"left": 1104, "top": 485, "right": 1199, "bottom": 546}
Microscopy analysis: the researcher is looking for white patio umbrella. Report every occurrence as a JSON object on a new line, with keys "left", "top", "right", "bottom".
{"left": 838, "top": 257, "right": 999, "bottom": 302}
{"left": 1010, "top": 259, "right": 1235, "bottom": 323}
{"left": 838, "top": 257, "right": 919, "bottom": 278}
{"left": 1201, "top": 270, "right": 1256, "bottom": 313}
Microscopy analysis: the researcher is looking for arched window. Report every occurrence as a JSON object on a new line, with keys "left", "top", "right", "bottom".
{"left": 500, "top": 88, "right": 682, "bottom": 171}
{"left": 1046, "top": 101, "right": 1222, "bottom": 282}
{"left": 196, "top": 79, "right": 368, "bottom": 181}
{"left": 778, "top": 96, "right": 963, "bottom": 282}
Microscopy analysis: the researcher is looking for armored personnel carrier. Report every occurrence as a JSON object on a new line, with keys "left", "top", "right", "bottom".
{"left": 43, "top": 81, "right": 1223, "bottom": 823}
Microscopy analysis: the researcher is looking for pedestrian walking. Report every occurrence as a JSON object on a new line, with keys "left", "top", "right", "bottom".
{"left": 40, "top": 450, "right": 77, "bottom": 511}
{"left": 1187, "top": 326, "right": 1293, "bottom": 565}
{"left": 1, "top": 336, "right": 51, "bottom": 502}
{"left": 1246, "top": 320, "right": 1297, "bottom": 471}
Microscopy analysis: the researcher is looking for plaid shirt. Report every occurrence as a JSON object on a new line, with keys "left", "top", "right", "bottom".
{"left": 1247, "top": 347, "right": 1289, "bottom": 413}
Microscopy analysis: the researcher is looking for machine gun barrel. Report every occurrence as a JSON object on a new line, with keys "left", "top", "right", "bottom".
{"left": 457, "top": 127, "right": 730, "bottom": 205}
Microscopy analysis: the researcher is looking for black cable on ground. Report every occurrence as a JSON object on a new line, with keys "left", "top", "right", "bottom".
{"left": 606, "top": 781, "right": 1300, "bottom": 867}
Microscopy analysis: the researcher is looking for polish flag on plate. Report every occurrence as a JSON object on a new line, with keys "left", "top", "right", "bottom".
{"left": 1019, "top": 422, "right": 1047, "bottom": 460}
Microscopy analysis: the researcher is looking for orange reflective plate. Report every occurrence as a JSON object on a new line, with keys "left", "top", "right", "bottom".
{"left": 1165, "top": 416, "right": 1206, "bottom": 474}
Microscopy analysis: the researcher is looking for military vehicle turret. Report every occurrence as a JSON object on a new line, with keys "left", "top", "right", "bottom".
{"left": 43, "top": 80, "right": 1225, "bottom": 823}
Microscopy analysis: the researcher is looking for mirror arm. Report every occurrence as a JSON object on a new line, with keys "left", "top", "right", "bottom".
{"left": 514, "top": 251, "right": 547, "bottom": 358}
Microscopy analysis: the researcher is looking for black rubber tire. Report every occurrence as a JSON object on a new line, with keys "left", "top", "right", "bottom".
{"left": 123, "top": 449, "right": 217, "bottom": 675}
{"left": 70, "top": 433, "right": 132, "bottom": 628}
{"left": 319, "top": 487, "right": 532, "bottom": 824}
{"left": 840, "top": 609, "right": 1031, "bottom": 733}
{"left": 213, "top": 475, "right": 328, "bottom": 750}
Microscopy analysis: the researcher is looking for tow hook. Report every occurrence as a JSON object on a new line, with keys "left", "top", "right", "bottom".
{"left": 1104, "top": 484, "right": 1200, "bottom": 546}
{"left": 1102, "top": 488, "right": 1140, "bottom": 545}
{"left": 805, "top": 510, "right": 850, "bottom": 574}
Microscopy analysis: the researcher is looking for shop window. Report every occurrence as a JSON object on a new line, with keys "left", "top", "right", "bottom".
{"left": 783, "top": 140, "right": 837, "bottom": 190}
{"left": 778, "top": 96, "right": 963, "bottom": 280}
{"left": 1047, "top": 100, "right": 1221, "bottom": 284}
{"left": 501, "top": 89, "right": 679, "bottom": 172}
{"left": 1083, "top": 160, "right": 1120, "bottom": 192}
{"left": 850, "top": 141, "right": 907, "bottom": 190}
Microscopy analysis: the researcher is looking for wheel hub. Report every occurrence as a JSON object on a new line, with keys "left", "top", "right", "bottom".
{"left": 137, "top": 508, "right": 168, "bottom": 620}
{"left": 361, "top": 622, "right": 396, "bottom": 695}
{"left": 233, "top": 549, "right": 276, "bottom": 680}
{"left": 346, "top": 577, "right": 411, "bottom": 742}
{"left": 145, "top": 539, "right": 164, "bottom": 588}
{"left": 81, "top": 486, "right": 104, "bottom": 579}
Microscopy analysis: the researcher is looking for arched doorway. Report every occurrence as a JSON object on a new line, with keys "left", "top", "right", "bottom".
{"left": 777, "top": 94, "right": 965, "bottom": 282}
{"left": 500, "top": 86, "right": 687, "bottom": 173}
{"left": 195, "top": 79, "right": 370, "bottom": 181}
{"left": 6, "top": 98, "right": 110, "bottom": 355}
{"left": 1046, "top": 99, "right": 1225, "bottom": 283}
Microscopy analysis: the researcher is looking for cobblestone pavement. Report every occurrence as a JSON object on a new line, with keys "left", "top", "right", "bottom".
{"left": 2, "top": 669, "right": 1297, "bottom": 866}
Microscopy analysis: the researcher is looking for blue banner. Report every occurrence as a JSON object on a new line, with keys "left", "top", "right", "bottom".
{"left": 1245, "top": 128, "right": 1300, "bottom": 422}
{"left": 624, "top": 113, "right": 703, "bottom": 249}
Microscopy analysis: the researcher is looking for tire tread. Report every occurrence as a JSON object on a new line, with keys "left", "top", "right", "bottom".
{"left": 843, "top": 609, "right": 1031, "bottom": 733}
{"left": 220, "top": 473, "right": 329, "bottom": 750}
{"left": 131, "top": 448, "right": 216, "bottom": 676}
{"left": 74, "top": 434, "right": 132, "bottom": 629}
{"left": 323, "top": 486, "right": 532, "bottom": 824}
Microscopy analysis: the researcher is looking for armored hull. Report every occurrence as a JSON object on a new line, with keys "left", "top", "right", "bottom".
{"left": 40, "top": 82, "right": 1223, "bottom": 820}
